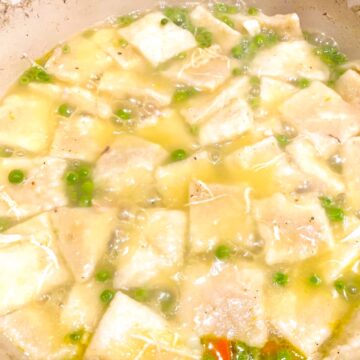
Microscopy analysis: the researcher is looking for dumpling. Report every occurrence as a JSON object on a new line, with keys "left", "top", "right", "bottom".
{"left": 119, "top": 12, "right": 197, "bottom": 66}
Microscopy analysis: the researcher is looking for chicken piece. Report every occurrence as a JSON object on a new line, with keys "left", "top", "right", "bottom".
{"left": 190, "top": 6, "right": 241, "bottom": 52}
{"left": 198, "top": 96, "right": 253, "bottom": 145}
{"left": 0, "top": 213, "right": 70, "bottom": 315}
{"left": 180, "top": 76, "right": 250, "bottom": 125}
{"left": 249, "top": 41, "right": 329, "bottom": 81}
{"left": 50, "top": 207, "right": 117, "bottom": 282}
{"left": 0, "top": 157, "right": 67, "bottom": 219}
{"left": 94, "top": 135, "right": 168, "bottom": 202}
{"left": 336, "top": 69, "right": 360, "bottom": 108}
{"left": 50, "top": 114, "right": 113, "bottom": 162}
{"left": 0, "top": 93, "right": 57, "bottom": 154}
{"left": 114, "top": 208, "right": 186, "bottom": 288}
{"left": 286, "top": 137, "right": 345, "bottom": 194}
{"left": 119, "top": 12, "right": 197, "bottom": 66}
{"left": 253, "top": 193, "right": 333, "bottom": 265}
{"left": 155, "top": 150, "right": 216, "bottom": 208}
{"left": 85, "top": 291, "right": 201, "bottom": 360}
{"left": 99, "top": 69, "right": 173, "bottom": 107}
{"left": 189, "top": 181, "right": 254, "bottom": 253}
{"left": 268, "top": 286, "right": 348, "bottom": 358}
{"left": 0, "top": 302, "right": 78, "bottom": 360}
{"left": 324, "top": 308, "right": 360, "bottom": 359}
{"left": 91, "top": 27, "right": 147, "bottom": 70}
{"left": 45, "top": 36, "right": 113, "bottom": 85}
{"left": 231, "top": 12, "right": 303, "bottom": 39}
{"left": 225, "top": 136, "right": 305, "bottom": 193}
{"left": 280, "top": 81, "right": 360, "bottom": 143}
{"left": 178, "top": 262, "right": 267, "bottom": 347}
{"left": 162, "top": 45, "right": 232, "bottom": 91}
{"left": 61, "top": 280, "right": 106, "bottom": 332}
{"left": 342, "top": 137, "right": 360, "bottom": 210}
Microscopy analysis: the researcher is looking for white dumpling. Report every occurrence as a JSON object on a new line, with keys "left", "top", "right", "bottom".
{"left": 280, "top": 81, "right": 360, "bottom": 143}
{"left": 94, "top": 135, "right": 168, "bottom": 202}
{"left": 178, "top": 262, "right": 268, "bottom": 347}
{"left": 268, "top": 286, "right": 348, "bottom": 358}
{"left": 249, "top": 41, "right": 329, "bottom": 81}
{"left": 85, "top": 291, "right": 201, "bottom": 359}
{"left": 253, "top": 193, "right": 333, "bottom": 265}
{"left": 0, "top": 93, "right": 57, "bottom": 154}
{"left": 45, "top": 36, "right": 113, "bottom": 85}
{"left": 119, "top": 12, "right": 197, "bottom": 66}
{"left": 0, "top": 157, "right": 68, "bottom": 219}
{"left": 50, "top": 114, "right": 113, "bottom": 162}
{"left": 0, "top": 302, "right": 78, "bottom": 360}
{"left": 342, "top": 137, "right": 360, "bottom": 210}
{"left": 50, "top": 207, "right": 117, "bottom": 282}
{"left": 114, "top": 208, "right": 186, "bottom": 288}
{"left": 0, "top": 213, "right": 70, "bottom": 315}
{"left": 336, "top": 69, "right": 360, "bottom": 108}
{"left": 189, "top": 181, "right": 254, "bottom": 254}
{"left": 162, "top": 45, "right": 232, "bottom": 91}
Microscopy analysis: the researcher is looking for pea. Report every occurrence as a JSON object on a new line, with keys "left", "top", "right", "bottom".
{"left": 78, "top": 165, "right": 91, "bottom": 179}
{"left": 308, "top": 274, "right": 322, "bottom": 286}
{"left": 68, "top": 329, "right": 83, "bottom": 344}
{"left": 195, "top": 27, "right": 213, "bottom": 48}
{"left": 273, "top": 272, "right": 288, "bottom": 286}
{"left": 130, "top": 288, "right": 152, "bottom": 302}
{"left": 0, "top": 147, "right": 13, "bottom": 158}
{"left": 213, "top": 2, "right": 238, "bottom": 14}
{"left": 275, "top": 134, "right": 290, "bottom": 148}
{"left": 0, "top": 218, "right": 11, "bottom": 232}
{"left": 157, "top": 290, "right": 176, "bottom": 315}
{"left": 248, "top": 7, "right": 259, "bottom": 16}
{"left": 294, "top": 78, "right": 311, "bottom": 89}
{"left": 78, "top": 194, "right": 92, "bottom": 208}
{"left": 215, "top": 244, "right": 232, "bottom": 261}
{"left": 276, "top": 349, "right": 292, "bottom": 360}
{"left": 100, "top": 289, "right": 115, "bottom": 304}
{"left": 81, "top": 180, "right": 94, "bottom": 195}
{"left": 160, "top": 18, "right": 169, "bottom": 26}
{"left": 163, "top": 7, "right": 195, "bottom": 33}
{"left": 172, "top": 87, "right": 198, "bottom": 102}
{"left": 115, "top": 108, "right": 132, "bottom": 120}
{"left": 171, "top": 149, "right": 187, "bottom": 162}
{"left": 62, "top": 44, "right": 71, "bottom": 54}
{"left": 65, "top": 171, "right": 79, "bottom": 184}
{"left": 117, "top": 14, "right": 136, "bottom": 27}
{"left": 8, "top": 169, "right": 25, "bottom": 184}
{"left": 58, "top": 103, "right": 74, "bottom": 118}
{"left": 95, "top": 270, "right": 112, "bottom": 282}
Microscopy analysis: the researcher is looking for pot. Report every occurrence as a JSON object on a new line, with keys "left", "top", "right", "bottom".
{"left": 0, "top": 0, "right": 359, "bottom": 358}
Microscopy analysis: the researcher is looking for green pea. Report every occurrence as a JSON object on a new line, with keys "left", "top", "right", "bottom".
{"left": 100, "top": 289, "right": 115, "bottom": 304}
{"left": 216, "top": 14, "right": 234, "bottom": 28}
{"left": 130, "top": 287, "right": 152, "bottom": 302}
{"left": 0, "top": 147, "right": 13, "bottom": 158}
{"left": 315, "top": 45, "right": 347, "bottom": 67}
{"left": 273, "top": 272, "right": 288, "bottom": 286}
{"left": 8, "top": 169, "right": 25, "bottom": 184}
{"left": 171, "top": 149, "right": 187, "bottom": 162}
{"left": 95, "top": 270, "right": 112, "bottom": 282}
{"left": 117, "top": 14, "right": 137, "bottom": 27}
{"left": 0, "top": 218, "right": 11, "bottom": 232}
{"left": 78, "top": 165, "right": 91, "bottom": 179}
{"left": 232, "top": 68, "right": 243, "bottom": 76}
{"left": 172, "top": 87, "right": 198, "bottom": 102}
{"left": 294, "top": 78, "right": 311, "bottom": 89}
{"left": 334, "top": 279, "right": 346, "bottom": 293}
{"left": 157, "top": 290, "right": 177, "bottom": 315}
{"left": 213, "top": 3, "right": 238, "bottom": 14}
{"left": 195, "top": 27, "right": 213, "bottom": 48}
{"left": 275, "top": 134, "right": 290, "bottom": 148}
{"left": 81, "top": 180, "right": 94, "bottom": 195}
{"left": 118, "top": 39, "right": 128, "bottom": 48}
{"left": 160, "top": 18, "right": 169, "bottom": 26}
{"left": 78, "top": 194, "right": 92, "bottom": 208}
{"left": 19, "top": 75, "right": 31, "bottom": 85}
{"left": 163, "top": 7, "right": 195, "bottom": 33}
{"left": 68, "top": 329, "right": 83, "bottom": 344}
{"left": 248, "top": 7, "right": 259, "bottom": 16}
{"left": 215, "top": 244, "right": 232, "bottom": 261}
{"left": 231, "top": 40, "right": 250, "bottom": 59}
{"left": 65, "top": 171, "right": 79, "bottom": 184}
{"left": 319, "top": 196, "right": 344, "bottom": 222}
{"left": 58, "top": 103, "right": 74, "bottom": 118}
{"left": 276, "top": 349, "right": 292, "bottom": 360}
{"left": 309, "top": 274, "right": 322, "bottom": 286}
{"left": 115, "top": 108, "right": 132, "bottom": 120}
{"left": 62, "top": 44, "right": 71, "bottom": 54}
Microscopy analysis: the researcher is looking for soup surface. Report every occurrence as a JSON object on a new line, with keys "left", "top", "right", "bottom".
{"left": 1, "top": 2, "right": 360, "bottom": 360}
